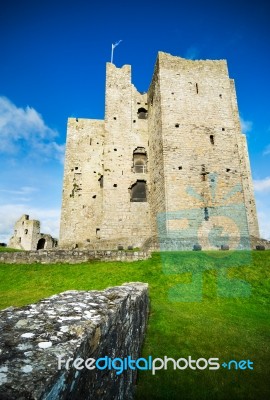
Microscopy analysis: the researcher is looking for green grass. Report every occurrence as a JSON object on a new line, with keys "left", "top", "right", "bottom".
{"left": 0, "top": 251, "right": 270, "bottom": 399}
{"left": 0, "top": 247, "right": 23, "bottom": 252}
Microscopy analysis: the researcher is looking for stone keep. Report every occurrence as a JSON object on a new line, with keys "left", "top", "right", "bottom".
{"left": 59, "top": 51, "right": 259, "bottom": 250}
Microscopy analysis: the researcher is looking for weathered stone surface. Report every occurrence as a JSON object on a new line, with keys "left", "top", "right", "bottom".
{"left": 250, "top": 236, "right": 270, "bottom": 250}
{"left": 0, "top": 250, "right": 150, "bottom": 264}
{"left": 59, "top": 51, "right": 260, "bottom": 250}
{"left": 141, "top": 235, "right": 270, "bottom": 251}
{"left": 0, "top": 283, "right": 149, "bottom": 399}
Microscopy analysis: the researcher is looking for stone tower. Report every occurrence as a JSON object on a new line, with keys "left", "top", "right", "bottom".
{"left": 59, "top": 51, "right": 259, "bottom": 250}
{"left": 9, "top": 214, "right": 58, "bottom": 251}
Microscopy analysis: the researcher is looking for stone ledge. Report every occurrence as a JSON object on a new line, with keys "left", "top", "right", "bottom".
{"left": 0, "top": 250, "right": 151, "bottom": 264}
{"left": 0, "top": 283, "right": 149, "bottom": 399}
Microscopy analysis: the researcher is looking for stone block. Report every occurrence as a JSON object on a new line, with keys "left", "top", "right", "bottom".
{"left": 0, "top": 283, "right": 149, "bottom": 399}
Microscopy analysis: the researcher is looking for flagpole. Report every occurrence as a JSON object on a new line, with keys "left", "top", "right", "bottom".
{"left": 111, "top": 43, "right": 114, "bottom": 63}
{"left": 111, "top": 40, "right": 122, "bottom": 64}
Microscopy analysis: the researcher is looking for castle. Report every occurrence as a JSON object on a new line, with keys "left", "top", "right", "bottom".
{"left": 9, "top": 214, "right": 58, "bottom": 251}
{"left": 59, "top": 51, "right": 259, "bottom": 250}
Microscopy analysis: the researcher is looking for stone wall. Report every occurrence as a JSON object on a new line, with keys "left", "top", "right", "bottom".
{"left": 0, "top": 283, "right": 149, "bottom": 399}
{"left": 101, "top": 63, "right": 151, "bottom": 245}
{"left": 141, "top": 235, "right": 270, "bottom": 251}
{"left": 59, "top": 63, "right": 152, "bottom": 250}
{"left": 230, "top": 80, "right": 260, "bottom": 238}
{"left": 154, "top": 53, "right": 258, "bottom": 246}
{"left": 148, "top": 57, "right": 167, "bottom": 235}
{"left": 0, "top": 250, "right": 150, "bottom": 264}
{"left": 59, "top": 118, "right": 105, "bottom": 247}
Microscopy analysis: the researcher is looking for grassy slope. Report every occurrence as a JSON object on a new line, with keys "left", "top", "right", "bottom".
{"left": 0, "top": 251, "right": 269, "bottom": 399}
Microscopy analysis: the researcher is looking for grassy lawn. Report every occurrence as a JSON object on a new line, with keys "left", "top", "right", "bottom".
{"left": 0, "top": 251, "right": 269, "bottom": 399}
{"left": 0, "top": 247, "right": 23, "bottom": 252}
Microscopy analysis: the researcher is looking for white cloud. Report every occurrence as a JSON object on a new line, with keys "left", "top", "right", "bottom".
{"left": 258, "top": 219, "right": 270, "bottom": 240}
{"left": 253, "top": 177, "right": 270, "bottom": 192}
{"left": 0, "top": 96, "right": 65, "bottom": 162}
{"left": 256, "top": 205, "right": 270, "bottom": 240}
{"left": 0, "top": 204, "right": 60, "bottom": 244}
{"left": 0, "top": 97, "right": 64, "bottom": 245}
{"left": 184, "top": 46, "right": 200, "bottom": 60}
{"left": 0, "top": 186, "right": 38, "bottom": 196}
{"left": 240, "top": 116, "right": 253, "bottom": 134}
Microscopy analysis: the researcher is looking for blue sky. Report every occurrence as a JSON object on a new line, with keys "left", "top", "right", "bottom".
{"left": 0, "top": 0, "right": 269, "bottom": 242}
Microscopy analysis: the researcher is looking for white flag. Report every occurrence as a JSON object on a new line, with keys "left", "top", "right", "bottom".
{"left": 111, "top": 40, "right": 123, "bottom": 63}
{"left": 112, "top": 40, "right": 122, "bottom": 50}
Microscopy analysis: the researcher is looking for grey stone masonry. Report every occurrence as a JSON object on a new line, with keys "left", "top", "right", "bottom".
{"left": 0, "top": 250, "right": 150, "bottom": 264}
{"left": 0, "top": 283, "right": 149, "bottom": 400}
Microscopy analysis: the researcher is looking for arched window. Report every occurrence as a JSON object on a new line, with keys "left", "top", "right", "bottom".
{"left": 137, "top": 107, "right": 148, "bottom": 119}
{"left": 133, "top": 147, "right": 147, "bottom": 173}
{"left": 130, "top": 180, "right": 147, "bottom": 202}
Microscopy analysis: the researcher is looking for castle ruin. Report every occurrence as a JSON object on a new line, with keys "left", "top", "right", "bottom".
{"left": 9, "top": 214, "right": 58, "bottom": 251}
{"left": 59, "top": 51, "right": 259, "bottom": 250}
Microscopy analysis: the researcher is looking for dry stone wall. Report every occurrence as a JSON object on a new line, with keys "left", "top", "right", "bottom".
{"left": 0, "top": 250, "right": 150, "bottom": 264}
{"left": 0, "top": 283, "right": 149, "bottom": 400}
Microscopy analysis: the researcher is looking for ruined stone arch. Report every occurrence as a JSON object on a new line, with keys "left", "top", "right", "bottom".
{"left": 37, "top": 238, "right": 46, "bottom": 250}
